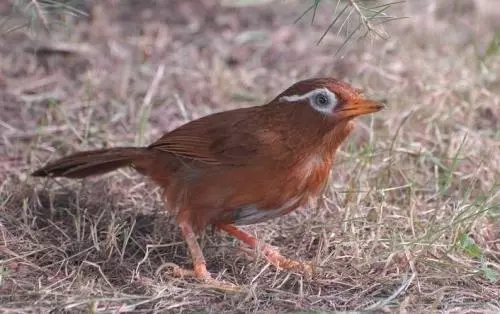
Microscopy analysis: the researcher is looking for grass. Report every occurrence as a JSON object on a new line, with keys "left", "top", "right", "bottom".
{"left": 1, "top": 0, "right": 500, "bottom": 312}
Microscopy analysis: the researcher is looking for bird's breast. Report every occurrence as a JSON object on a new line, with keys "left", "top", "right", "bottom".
{"left": 296, "top": 153, "right": 333, "bottom": 190}
{"left": 284, "top": 152, "right": 334, "bottom": 212}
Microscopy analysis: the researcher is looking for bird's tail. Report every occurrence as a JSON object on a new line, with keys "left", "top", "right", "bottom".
{"left": 31, "top": 147, "right": 154, "bottom": 178}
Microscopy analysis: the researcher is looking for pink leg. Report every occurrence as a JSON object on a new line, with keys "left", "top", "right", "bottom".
{"left": 217, "top": 224, "right": 313, "bottom": 278}
{"left": 177, "top": 220, "right": 211, "bottom": 280}
{"left": 161, "top": 218, "right": 238, "bottom": 290}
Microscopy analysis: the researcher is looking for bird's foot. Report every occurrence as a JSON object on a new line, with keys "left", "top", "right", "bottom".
{"left": 261, "top": 246, "right": 314, "bottom": 279}
{"left": 158, "top": 262, "right": 240, "bottom": 291}
{"left": 218, "top": 224, "right": 314, "bottom": 279}
{"left": 241, "top": 245, "right": 314, "bottom": 279}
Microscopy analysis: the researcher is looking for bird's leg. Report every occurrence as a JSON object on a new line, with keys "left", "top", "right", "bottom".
{"left": 217, "top": 224, "right": 313, "bottom": 278}
{"left": 177, "top": 220, "right": 211, "bottom": 281}
{"left": 168, "top": 218, "right": 239, "bottom": 291}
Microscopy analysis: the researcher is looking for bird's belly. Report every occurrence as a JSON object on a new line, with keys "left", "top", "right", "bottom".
{"left": 228, "top": 195, "right": 303, "bottom": 225}
{"left": 166, "top": 154, "right": 333, "bottom": 229}
{"left": 214, "top": 155, "right": 333, "bottom": 226}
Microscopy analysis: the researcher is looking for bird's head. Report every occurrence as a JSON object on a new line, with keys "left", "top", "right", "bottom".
{"left": 273, "top": 77, "right": 384, "bottom": 120}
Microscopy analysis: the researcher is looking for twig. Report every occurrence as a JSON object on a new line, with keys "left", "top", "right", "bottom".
{"left": 136, "top": 64, "right": 165, "bottom": 145}
{"left": 30, "top": 0, "right": 50, "bottom": 32}
{"left": 174, "top": 93, "right": 190, "bottom": 122}
{"left": 142, "top": 64, "right": 165, "bottom": 108}
{"left": 82, "top": 260, "right": 114, "bottom": 289}
{"left": 317, "top": 2, "right": 350, "bottom": 45}
{"left": 364, "top": 272, "right": 416, "bottom": 310}
{"left": 347, "top": 0, "right": 387, "bottom": 39}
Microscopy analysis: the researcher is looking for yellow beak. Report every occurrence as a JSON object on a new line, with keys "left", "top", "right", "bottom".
{"left": 337, "top": 98, "right": 385, "bottom": 118}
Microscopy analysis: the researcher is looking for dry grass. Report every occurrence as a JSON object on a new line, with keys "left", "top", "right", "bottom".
{"left": 1, "top": 0, "right": 500, "bottom": 312}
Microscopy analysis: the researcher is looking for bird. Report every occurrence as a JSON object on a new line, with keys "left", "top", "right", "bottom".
{"left": 32, "top": 77, "right": 383, "bottom": 288}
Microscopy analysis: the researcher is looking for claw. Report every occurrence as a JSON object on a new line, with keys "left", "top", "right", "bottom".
{"left": 219, "top": 224, "right": 314, "bottom": 279}
{"left": 157, "top": 262, "right": 241, "bottom": 291}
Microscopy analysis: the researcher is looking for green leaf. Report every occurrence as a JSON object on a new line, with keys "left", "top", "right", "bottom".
{"left": 484, "top": 28, "right": 500, "bottom": 60}
{"left": 458, "top": 234, "right": 482, "bottom": 258}
{"left": 481, "top": 265, "right": 498, "bottom": 283}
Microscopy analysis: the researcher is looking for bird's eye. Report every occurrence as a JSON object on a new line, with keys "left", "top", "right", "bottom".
{"left": 314, "top": 93, "right": 329, "bottom": 107}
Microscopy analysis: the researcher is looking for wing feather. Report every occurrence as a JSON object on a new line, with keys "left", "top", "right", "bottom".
{"left": 148, "top": 107, "right": 288, "bottom": 165}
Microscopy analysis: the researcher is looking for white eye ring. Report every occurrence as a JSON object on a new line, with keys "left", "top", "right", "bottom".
{"left": 280, "top": 87, "right": 338, "bottom": 115}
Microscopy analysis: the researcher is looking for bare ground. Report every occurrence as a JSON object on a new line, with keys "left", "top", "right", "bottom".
{"left": 0, "top": 0, "right": 499, "bottom": 313}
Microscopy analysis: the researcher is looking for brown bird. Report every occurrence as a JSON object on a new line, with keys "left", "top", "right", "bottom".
{"left": 32, "top": 77, "right": 383, "bottom": 287}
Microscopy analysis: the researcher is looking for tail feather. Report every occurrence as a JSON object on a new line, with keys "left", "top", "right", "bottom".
{"left": 32, "top": 147, "right": 152, "bottom": 178}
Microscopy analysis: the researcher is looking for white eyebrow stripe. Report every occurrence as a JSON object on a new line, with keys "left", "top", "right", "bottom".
{"left": 280, "top": 87, "right": 339, "bottom": 115}
{"left": 280, "top": 87, "right": 334, "bottom": 102}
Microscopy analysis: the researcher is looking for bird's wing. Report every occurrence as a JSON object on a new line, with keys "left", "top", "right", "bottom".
{"left": 148, "top": 107, "right": 290, "bottom": 166}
